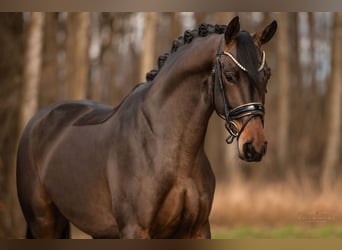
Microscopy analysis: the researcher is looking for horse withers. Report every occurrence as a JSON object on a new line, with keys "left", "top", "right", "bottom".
{"left": 17, "top": 16, "right": 277, "bottom": 238}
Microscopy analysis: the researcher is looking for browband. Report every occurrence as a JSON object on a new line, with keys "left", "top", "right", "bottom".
{"left": 223, "top": 50, "right": 266, "bottom": 72}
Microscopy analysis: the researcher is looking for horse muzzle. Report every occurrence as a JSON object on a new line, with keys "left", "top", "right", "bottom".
{"left": 241, "top": 140, "right": 267, "bottom": 162}
{"left": 236, "top": 115, "right": 267, "bottom": 162}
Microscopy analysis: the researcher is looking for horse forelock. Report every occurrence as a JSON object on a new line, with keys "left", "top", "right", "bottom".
{"left": 236, "top": 31, "right": 261, "bottom": 89}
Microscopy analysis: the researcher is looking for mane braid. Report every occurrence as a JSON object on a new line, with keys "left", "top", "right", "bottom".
{"left": 145, "top": 23, "right": 227, "bottom": 82}
{"left": 236, "top": 31, "right": 260, "bottom": 89}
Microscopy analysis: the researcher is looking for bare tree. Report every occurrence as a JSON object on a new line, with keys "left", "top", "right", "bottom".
{"left": 169, "top": 12, "right": 182, "bottom": 42}
{"left": 0, "top": 12, "right": 24, "bottom": 238}
{"left": 89, "top": 12, "right": 105, "bottom": 101}
{"left": 213, "top": 12, "right": 235, "bottom": 24}
{"left": 193, "top": 12, "right": 207, "bottom": 25}
{"left": 65, "top": 12, "right": 90, "bottom": 99}
{"left": 109, "top": 13, "right": 137, "bottom": 104}
{"left": 276, "top": 13, "right": 290, "bottom": 173}
{"left": 40, "top": 13, "right": 59, "bottom": 106}
{"left": 287, "top": 13, "right": 303, "bottom": 170}
{"left": 20, "top": 12, "right": 45, "bottom": 132}
{"left": 321, "top": 13, "right": 342, "bottom": 191}
{"left": 306, "top": 13, "right": 324, "bottom": 182}
{"left": 139, "top": 12, "right": 158, "bottom": 82}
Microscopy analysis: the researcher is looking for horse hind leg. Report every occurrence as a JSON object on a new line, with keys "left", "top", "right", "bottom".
{"left": 26, "top": 223, "right": 70, "bottom": 239}
{"left": 18, "top": 168, "right": 70, "bottom": 238}
{"left": 17, "top": 130, "right": 70, "bottom": 238}
{"left": 26, "top": 224, "right": 70, "bottom": 239}
{"left": 25, "top": 200, "right": 70, "bottom": 239}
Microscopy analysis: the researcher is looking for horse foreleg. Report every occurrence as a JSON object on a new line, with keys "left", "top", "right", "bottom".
{"left": 191, "top": 221, "right": 211, "bottom": 239}
{"left": 119, "top": 224, "right": 151, "bottom": 239}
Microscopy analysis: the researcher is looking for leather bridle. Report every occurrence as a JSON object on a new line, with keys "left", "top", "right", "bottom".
{"left": 211, "top": 38, "right": 266, "bottom": 144}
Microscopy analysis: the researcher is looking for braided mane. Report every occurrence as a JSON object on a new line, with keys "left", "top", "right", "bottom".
{"left": 145, "top": 23, "right": 227, "bottom": 82}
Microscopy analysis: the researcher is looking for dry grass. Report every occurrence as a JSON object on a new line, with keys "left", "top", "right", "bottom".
{"left": 210, "top": 177, "right": 342, "bottom": 231}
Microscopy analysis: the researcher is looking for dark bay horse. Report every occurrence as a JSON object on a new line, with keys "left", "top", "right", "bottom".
{"left": 17, "top": 16, "right": 277, "bottom": 239}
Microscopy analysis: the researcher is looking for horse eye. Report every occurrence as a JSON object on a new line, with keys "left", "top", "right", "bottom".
{"left": 224, "top": 72, "right": 235, "bottom": 83}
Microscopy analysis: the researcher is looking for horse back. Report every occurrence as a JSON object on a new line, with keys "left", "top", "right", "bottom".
{"left": 22, "top": 101, "right": 111, "bottom": 155}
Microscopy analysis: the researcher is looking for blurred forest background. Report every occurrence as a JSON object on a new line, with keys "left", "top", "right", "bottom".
{"left": 0, "top": 12, "right": 341, "bottom": 238}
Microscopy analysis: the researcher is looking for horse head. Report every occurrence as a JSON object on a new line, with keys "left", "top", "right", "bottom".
{"left": 212, "top": 16, "right": 277, "bottom": 162}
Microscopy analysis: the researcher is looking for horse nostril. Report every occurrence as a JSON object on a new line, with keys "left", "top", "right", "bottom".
{"left": 243, "top": 142, "right": 255, "bottom": 159}
{"left": 243, "top": 141, "right": 266, "bottom": 162}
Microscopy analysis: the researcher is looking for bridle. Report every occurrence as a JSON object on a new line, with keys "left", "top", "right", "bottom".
{"left": 211, "top": 38, "right": 266, "bottom": 144}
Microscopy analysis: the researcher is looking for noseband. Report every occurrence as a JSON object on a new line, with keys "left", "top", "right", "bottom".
{"left": 212, "top": 38, "right": 265, "bottom": 144}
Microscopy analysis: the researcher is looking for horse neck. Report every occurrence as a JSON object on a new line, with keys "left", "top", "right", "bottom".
{"left": 146, "top": 34, "right": 220, "bottom": 154}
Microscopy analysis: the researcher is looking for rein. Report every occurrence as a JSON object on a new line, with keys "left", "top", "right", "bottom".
{"left": 212, "top": 38, "right": 265, "bottom": 144}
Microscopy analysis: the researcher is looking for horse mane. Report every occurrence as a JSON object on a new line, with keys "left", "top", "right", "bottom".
{"left": 145, "top": 23, "right": 227, "bottom": 82}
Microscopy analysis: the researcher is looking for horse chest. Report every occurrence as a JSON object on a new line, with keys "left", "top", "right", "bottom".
{"left": 152, "top": 178, "right": 211, "bottom": 238}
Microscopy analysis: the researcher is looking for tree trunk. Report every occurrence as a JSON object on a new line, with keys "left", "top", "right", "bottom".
{"left": 139, "top": 12, "right": 158, "bottom": 82}
{"left": 288, "top": 12, "right": 303, "bottom": 170}
{"left": 276, "top": 13, "right": 290, "bottom": 174}
{"left": 307, "top": 13, "right": 323, "bottom": 183}
{"left": 213, "top": 12, "right": 235, "bottom": 24}
{"left": 20, "top": 12, "right": 45, "bottom": 132}
{"left": 194, "top": 13, "right": 207, "bottom": 25}
{"left": 0, "top": 12, "right": 24, "bottom": 238}
{"left": 89, "top": 12, "right": 103, "bottom": 101}
{"left": 321, "top": 13, "right": 342, "bottom": 191}
{"left": 65, "top": 12, "right": 90, "bottom": 99}
{"left": 40, "top": 12, "right": 59, "bottom": 106}
{"left": 169, "top": 12, "right": 182, "bottom": 41}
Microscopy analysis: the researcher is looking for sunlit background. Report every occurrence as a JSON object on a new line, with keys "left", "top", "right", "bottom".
{"left": 0, "top": 12, "right": 341, "bottom": 238}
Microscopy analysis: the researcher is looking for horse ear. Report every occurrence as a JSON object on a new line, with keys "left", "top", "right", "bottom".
{"left": 259, "top": 20, "right": 277, "bottom": 45}
{"left": 224, "top": 16, "right": 240, "bottom": 44}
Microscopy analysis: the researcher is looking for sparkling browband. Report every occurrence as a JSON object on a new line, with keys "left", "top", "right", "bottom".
{"left": 223, "top": 50, "right": 266, "bottom": 72}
